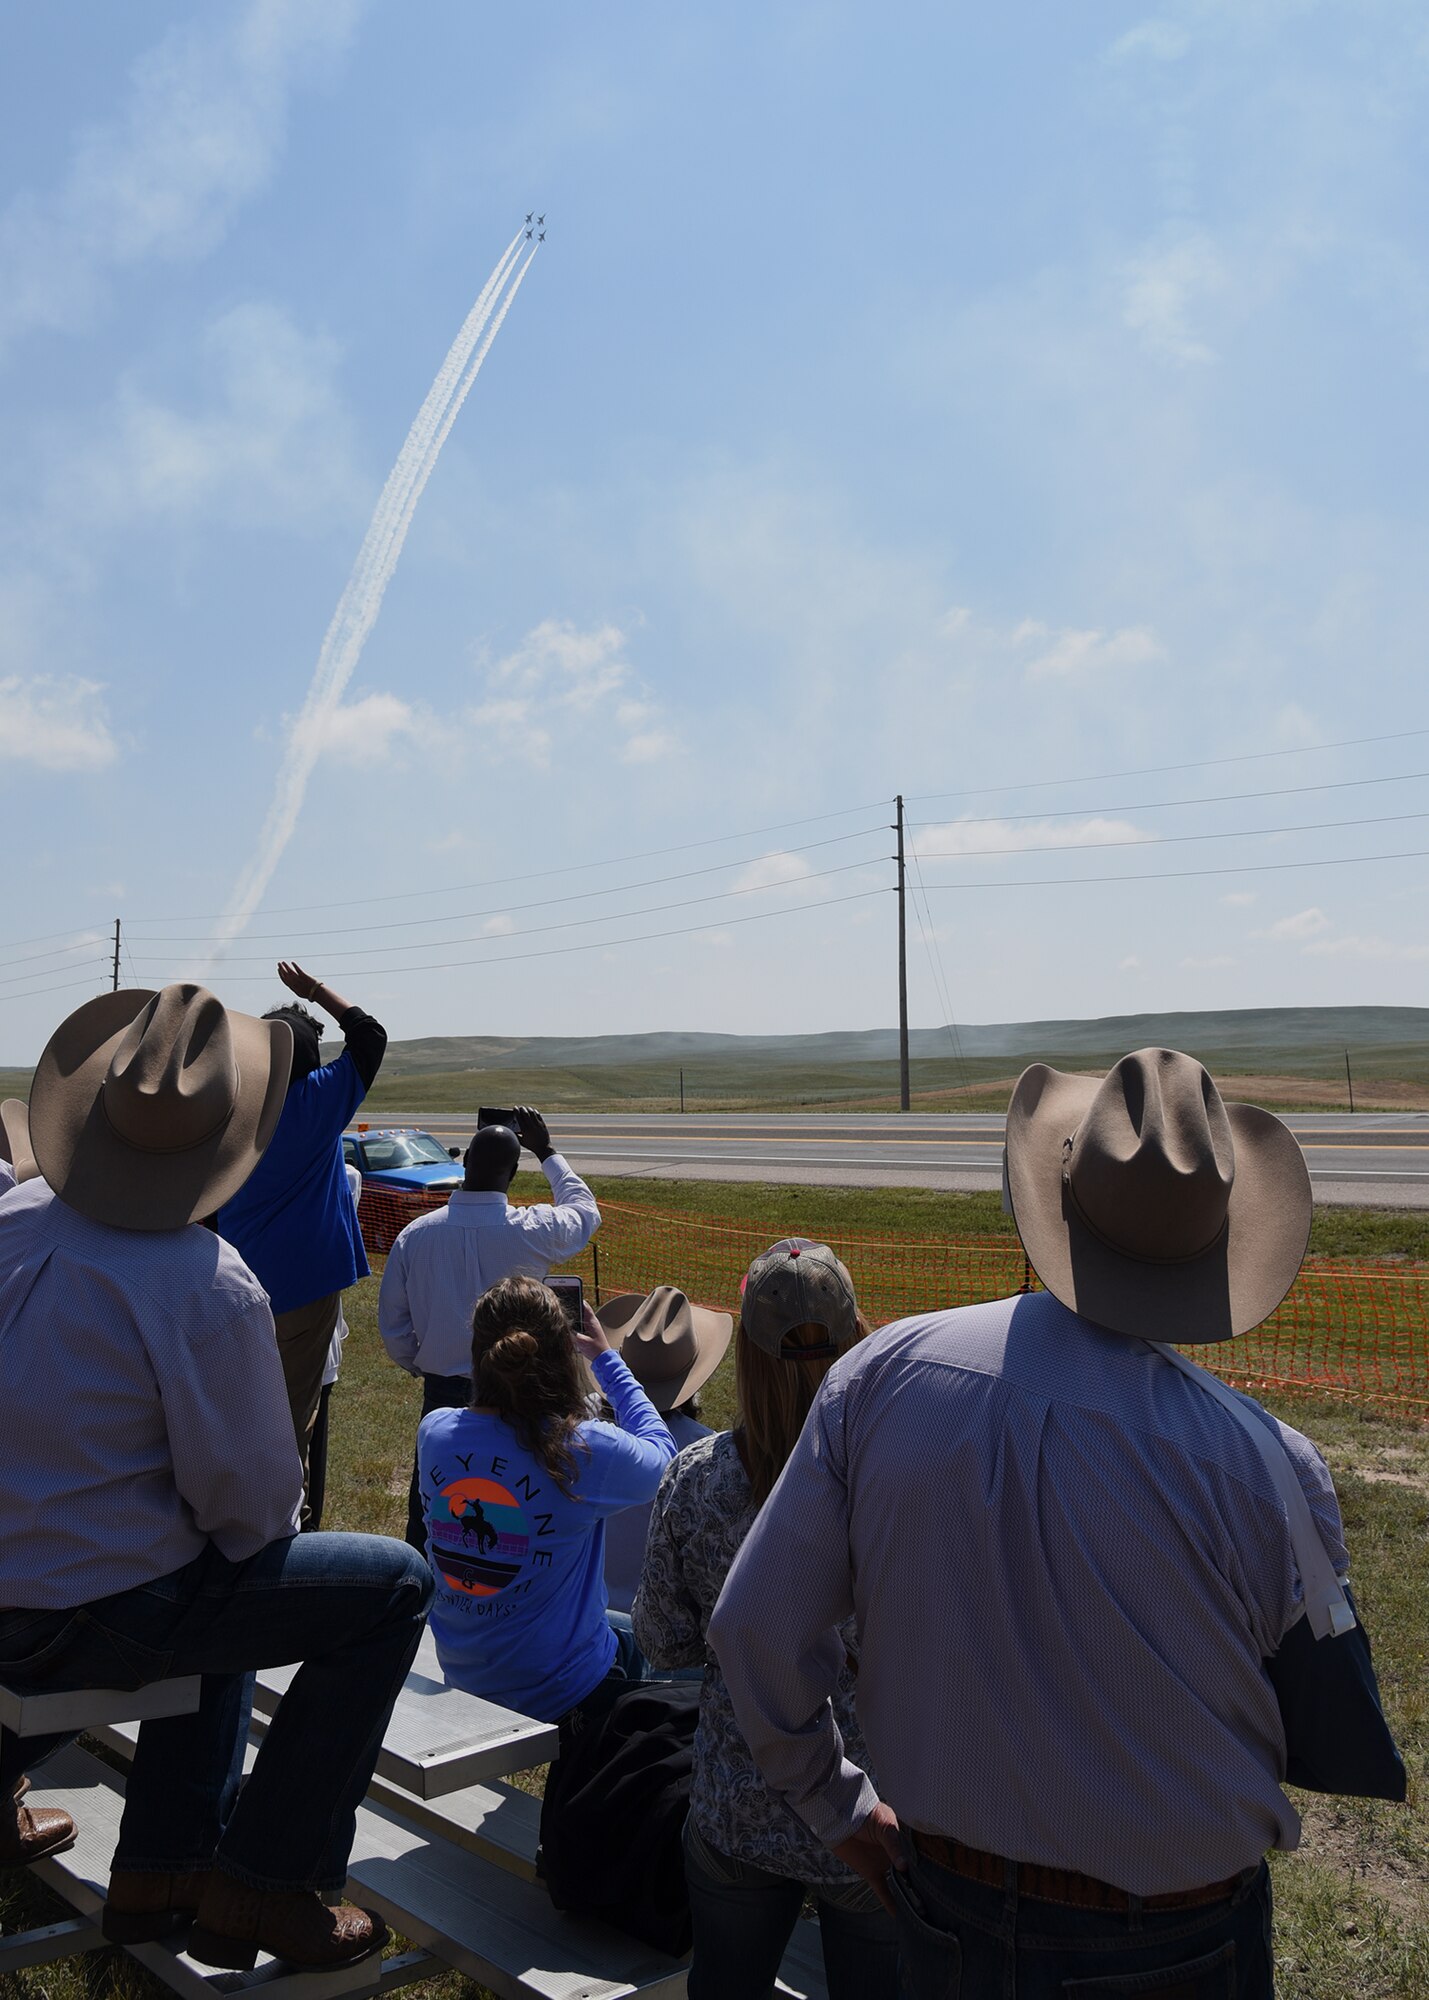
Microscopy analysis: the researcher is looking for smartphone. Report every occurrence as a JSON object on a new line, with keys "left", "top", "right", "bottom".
{"left": 477, "top": 1107, "right": 521, "bottom": 1136}
{"left": 548, "top": 1275, "right": 584, "bottom": 1335}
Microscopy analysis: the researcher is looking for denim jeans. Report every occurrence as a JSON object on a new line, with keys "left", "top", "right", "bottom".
{"left": 888, "top": 1834, "right": 1274, "bottom": 1998}
{"left": 683, "top": 1819, "right": 900, "bottom": 2000}
{"left": 405, "top": 1370, "right": 473, "bottom": 1551}
{"left": 0, "top": 1531, "right": 432, "bottom": 1892}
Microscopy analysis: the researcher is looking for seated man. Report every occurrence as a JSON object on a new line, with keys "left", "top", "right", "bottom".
{"left": 0, "top": 985, "right": 433, "bottom": 1973}
{"left": 378, "top": 1107, "right": 600, "bottom": 1550}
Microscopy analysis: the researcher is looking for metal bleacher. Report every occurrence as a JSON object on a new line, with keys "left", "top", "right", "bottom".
{"left": 4, "top": 1635, "right": 831, "bottom": 2000}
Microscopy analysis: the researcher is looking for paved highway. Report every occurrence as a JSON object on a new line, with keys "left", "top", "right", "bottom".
{"left": 361, "top": 1110, "right": 1429, "bottom": 1208}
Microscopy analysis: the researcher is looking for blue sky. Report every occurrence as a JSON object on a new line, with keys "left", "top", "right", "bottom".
{"left": 3, "top": 0, "right": 1427, "bottom": 1056}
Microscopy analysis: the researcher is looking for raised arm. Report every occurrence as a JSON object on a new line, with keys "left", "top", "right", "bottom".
{"left": 277, "top": 961, "right": 387, "bottom": 1089}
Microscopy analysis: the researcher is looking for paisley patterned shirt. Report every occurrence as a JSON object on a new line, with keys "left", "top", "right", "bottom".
{"left": 631, "top": 1430, "right": 871, "bottom": 1890}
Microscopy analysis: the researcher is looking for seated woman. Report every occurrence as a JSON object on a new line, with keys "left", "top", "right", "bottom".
{"left": 418, "top": 1274, "right": 677, "bottom": 1726}
{"left": 632, "top": 1240, "right": 899, "bottom": 2000}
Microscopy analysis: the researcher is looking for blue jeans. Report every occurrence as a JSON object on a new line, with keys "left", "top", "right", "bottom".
{"left": 889, "top": 1836, "right": 1274, "bottom": 1998}
{"left": 683, "top": 1819, "right": 900, "bottom": 2000}
{"left": 0, "top": 1532, "right": 432, "bottom": 1892}
{"left": 406, "top": 1370, "right": 473, "bottom": 1551}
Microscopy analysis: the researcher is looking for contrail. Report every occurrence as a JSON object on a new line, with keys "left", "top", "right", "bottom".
{"left": 204, "top": 232, "right": 534, "bottom": 962}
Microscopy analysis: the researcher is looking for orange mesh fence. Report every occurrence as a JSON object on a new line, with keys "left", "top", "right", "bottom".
{"left": 355, "top": 1187, "right": 1429, "bottom": 1420}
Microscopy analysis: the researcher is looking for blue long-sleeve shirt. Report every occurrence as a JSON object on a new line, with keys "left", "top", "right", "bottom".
{"left": 418, "top": 1347, "right": 676, "bottom": 1721}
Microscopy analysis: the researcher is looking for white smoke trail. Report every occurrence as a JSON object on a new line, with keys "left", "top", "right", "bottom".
{"left": 204, "top": 233, "right": 534, "bottom": 962}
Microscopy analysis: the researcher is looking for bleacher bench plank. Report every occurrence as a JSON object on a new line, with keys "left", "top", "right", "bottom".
{"left": 0, "top": 1675, "right": 201, "bottom": 1737}
{"left": 20, "top": 1744, "right": 388, "bottom": 1999}
{"left": 253, "top": 1630, "right": 557, "bottom": 1799}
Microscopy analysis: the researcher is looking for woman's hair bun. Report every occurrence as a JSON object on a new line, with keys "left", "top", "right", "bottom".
{"left": 485, "top": 1328, "right": 539, "bottom": 1371}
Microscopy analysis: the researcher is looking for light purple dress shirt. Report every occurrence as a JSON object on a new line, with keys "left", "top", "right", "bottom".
{"left": 377, "top": 1156, "right": 600, "bottom": 1378}
{"left": 0, "top": 1179, "right": 302, "bottom": 1610}
{"left": 710, "top": 1288, "right": 1348, "bottom": 1898}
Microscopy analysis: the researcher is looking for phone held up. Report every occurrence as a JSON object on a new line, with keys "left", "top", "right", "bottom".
{"left": 548, "top": 1275, "right": 584, "bottom": 1336}
{"left": 477, "top": 1107, "right": 521, "bottom": 1136}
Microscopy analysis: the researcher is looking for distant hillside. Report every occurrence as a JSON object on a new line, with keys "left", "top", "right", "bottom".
{"left": 7, "top": 1009, "right": 1427, "bottom": 1116}
{"left": 343, "top": 1006, "right": 1429, "bottom": 1079}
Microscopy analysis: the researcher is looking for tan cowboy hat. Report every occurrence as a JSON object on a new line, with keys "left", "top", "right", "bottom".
{"left": 0, "top": 1099, "right": 37, "bottom": 1183}
{"left": 28, "top": 985, "right": 293, "bottom": 1231}
{"left": 595, "top": 1287, "right": 733, "bottom": 1410}
{"left": 1005, "top": 1047, "right": 1310, "bottom": 1344}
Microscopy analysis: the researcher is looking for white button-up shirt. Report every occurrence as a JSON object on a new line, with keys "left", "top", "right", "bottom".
{"left": 0, "top": 1178, "right": 302, "bottom": 1610}
{"left": 377, "top": 1156, "right": 600, "bottom": 1379}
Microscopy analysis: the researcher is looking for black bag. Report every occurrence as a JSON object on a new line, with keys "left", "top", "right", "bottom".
{"left": 1265, "top": 1589, "right": 1406, "bottom": 1801}
{"left": 538, "top": 1681, "right": 700, "bottom": 1957}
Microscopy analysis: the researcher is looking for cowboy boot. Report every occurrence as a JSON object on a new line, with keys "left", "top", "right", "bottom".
{"left": 102, "top": 1867, "right": 211, "bottom": 1943}
{"left": 0, "top": 1772, "right": 77, "bottom": 1867}
{"left": 187, "top": 1873, "right": 388, "bottom": 1971}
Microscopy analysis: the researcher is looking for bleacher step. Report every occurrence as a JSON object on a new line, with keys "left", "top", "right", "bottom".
{"left": 18, "top": 1745, "right": 393, "bottom": 1999}
{"left": 253, "top": 1629, "right": 557, "bottom": 1798}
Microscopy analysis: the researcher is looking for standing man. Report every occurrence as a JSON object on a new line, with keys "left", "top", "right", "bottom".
{"left": 379, "top": 1108, "right": 600, "bottom": 1549}
{"left": 0, "top": 984, "right": 431, "bottom": 1972}
{"left": 710, "top": 1049, "right": 1403, "bottom": 1997}
{"left": 217, "top": 960, "right": 386, "bottom": 1522}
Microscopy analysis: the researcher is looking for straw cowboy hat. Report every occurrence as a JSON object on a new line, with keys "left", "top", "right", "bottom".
{"left": 595, "top": 1287, "right": 733, "bottom": 1410}
{"left": 28, "top": 984, "right": 293, "bottom": 1232}
{"left": 0, "top": 1099, "right": 37, "bottom": 1183}
{"left": 1005, "top": 1047, "right": 1311, "bottom": 1345}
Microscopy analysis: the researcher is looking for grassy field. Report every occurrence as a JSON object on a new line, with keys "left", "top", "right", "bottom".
{"left": 2, "top": 1185, "right": 1426, "bottom": 1998}
{"left": 355, "top": 1054, "right": 1429, "bottom": 1116}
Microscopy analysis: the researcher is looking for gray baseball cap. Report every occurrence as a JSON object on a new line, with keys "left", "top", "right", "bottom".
{"left": 739, "top": 1238, "right": 859, "bottom": 1359}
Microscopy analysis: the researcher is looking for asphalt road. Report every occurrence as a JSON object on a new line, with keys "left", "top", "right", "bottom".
{"left": 361, "top": 1110, "right": 1429, "bottom": 1208}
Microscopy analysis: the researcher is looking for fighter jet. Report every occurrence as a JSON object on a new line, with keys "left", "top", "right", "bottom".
{"left": 526, "top": 212, "right": 534, "bottom": 224}
{"left": 525, "top": 228, "right": 533, "bottom": 239}
{"left": 537, "top": 214, "right": 545, "bottom": 225}
{"left": 538, "top": 230, "right": 546, "bottom": 242}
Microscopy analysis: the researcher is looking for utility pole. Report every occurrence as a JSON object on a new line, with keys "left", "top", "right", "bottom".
{"left": 112, "top": 918, "right": 121, "bottom": 993}
{"left": 1344, "top": 1048, "right": 1355, "bottom": 1115}
{"left": 895, "top": 795, "right": 910, "bottom": 1112}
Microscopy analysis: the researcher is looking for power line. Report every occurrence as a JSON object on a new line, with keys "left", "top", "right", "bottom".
{"left": 907, "top": 843, "right": 974, "bottom": 1098}
{"left": 0, "top": 951, "right": 110, "bottom": 994}
{"left": 904, "top": 765, "right": 1429, "bottom": 831}
{"left": 130, "top": 857, "right": 891, "bottom": 971}
{"left": 913, "top": 806, "right": 1429, "bottom": 865}
{"left": 132, "top": 886, "right": 889, "bottom": 983}
{"left": 0, "top": 970, "right": 112, "bottom": 1006}
{"left": 123, "top": 824, "right": 892, "bottom": 947}
{"left": 917, "top": 843, "right": 1429, "bottom": 892}
{"left": 905, "top": 724, "right": 1429, "bottom": 807}
{"left": 119, "top": 798, "right": 895, "bottom": 927}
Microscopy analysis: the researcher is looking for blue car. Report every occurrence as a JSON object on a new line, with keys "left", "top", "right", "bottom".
{"left": 343, "top": 1128, "right": 463, "bottom": 1251}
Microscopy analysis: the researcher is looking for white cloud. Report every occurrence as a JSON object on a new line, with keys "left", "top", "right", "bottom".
{"left": 912, "top": 815, "right": 1149, "bottom": 859}
{"left": 482, "top": 914, "right": 515, "bottom": 937}
{"left": 0, "top": 675, "right": 118, "bottom": 772}
{"left": 58, "top": 304, "right": 361, "bottom": 531}
{"left": 0, "top": 0, "right": 362, "bottom": 356}
{"left": 1302, "top": 932, "right": 1429, "bottom": 963}
{"left": 1120, "top": 230, "right": 1225, "bottom": 364}
{"left": 473, "top": 618, "right": 675, "bottom": 767}
{"left": 621, "top": 729, "right": 678, "bottom": 765}
{"left": 1105, "top": 19, "right": 1191, "bottom": 64}
{"left": 1015, "top": 621, "right": 1165, "bottom": 681}
{"left": 1221, "top": 891, "right": 1257, "bottom": 907}
{"left": 293, "top": 690, "right": 429, "bottom": 767}
{"left": 731, "top": 851, "right": 818, "bottom": 895}
{"left": 1118, "top": 954, "right": 1142, "bottom": 970}
{"left": 1261, "top": 906, "right": 1332, "bottom": 942}
{"left": 1180, "top": 954, "right": 1237, "bottom": 969}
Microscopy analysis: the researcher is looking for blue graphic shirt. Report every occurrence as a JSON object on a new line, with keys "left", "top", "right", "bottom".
{"left": 418, "top": 1348, "right": 676, "bottom": 1722}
